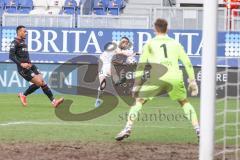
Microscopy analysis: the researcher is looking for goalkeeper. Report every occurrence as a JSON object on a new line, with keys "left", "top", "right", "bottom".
{"left": 115, "top": 18, "right": 200, "bottom": 141}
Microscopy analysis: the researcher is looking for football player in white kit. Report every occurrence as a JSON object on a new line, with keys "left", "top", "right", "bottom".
{"left": 95, "top": 37, "right": 136, "bottom": 107}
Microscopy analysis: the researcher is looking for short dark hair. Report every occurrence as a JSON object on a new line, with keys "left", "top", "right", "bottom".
{"left": 121, "top": 36, "right": 130, "bottom": 42}
{"left": 16, "top": 25, "right": 25, "bottom": 33}
{"left": 154, "top": 19, "right": 168, "bottom": 33}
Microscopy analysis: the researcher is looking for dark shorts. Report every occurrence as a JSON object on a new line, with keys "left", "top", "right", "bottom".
{"left": 18, "top": 64, "right": 41, "bottom": 81}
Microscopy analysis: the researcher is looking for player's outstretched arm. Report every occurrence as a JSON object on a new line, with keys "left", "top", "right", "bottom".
{"left": 116, "top": 50, "right": 135, "bottom": 57}
{"left": 178, "top": 44, "right": 198, "bottom": 96}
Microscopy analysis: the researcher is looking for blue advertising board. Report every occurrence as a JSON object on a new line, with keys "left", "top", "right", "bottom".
{"left": 0, "top": 63, "right": 78, "bottom": 93}
{"left": 0, "top": 27, "right": 239, "bottom": 67}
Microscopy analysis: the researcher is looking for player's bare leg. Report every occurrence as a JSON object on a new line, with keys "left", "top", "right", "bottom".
{"left": 30, "top": 75, "right": 64, "bottom": 108}
{"left": 178, "top": 99, "right": 200, "bottom": 140}
{"left": 115, "top": 98, "right": 145, "bottom": 141}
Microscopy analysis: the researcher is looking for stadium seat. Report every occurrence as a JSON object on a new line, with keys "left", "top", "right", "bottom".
{"left": 18, "top": 0, "right": 33, "bottom": 14}
{"left": 77, "top": 0, "right": 94, "bottom": 15}
{"left": 76, "top": 0, "right": 83, "bottom": 15}
{"left": 107, "top": 0, "right": 123, "bottom": 15}
{"left": 93, "top": 0, "right": 109, "bottom": 15}
{"left": 0, "top": 0, "right": 5, "bottom": 8}
{"left": 77, "top": 0, "right": 85, "bottom": 6}
{"left": 0, "top": 0, "right": 5, "bottom": 15}
{"left": 61, "top": 0, "right": 77, "bottom": 15}
{"left": 30, "top": 0, "right": 48, "bottom": 15}
{"left": 46, "top": 0, "right": 64, "bottom": 15}
{"left": 5, "top": 0, "right": 19, "bottom": 13}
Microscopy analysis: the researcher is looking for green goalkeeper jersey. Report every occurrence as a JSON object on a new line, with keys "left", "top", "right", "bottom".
{"left": 135, "top": 34, "right": 195, "bottom": 84}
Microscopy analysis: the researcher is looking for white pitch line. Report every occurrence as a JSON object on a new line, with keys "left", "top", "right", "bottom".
{"left": 0, "top": 101, "right": 174, "bottom": 109}
{"left": 0, "top": 121, "right": 189, "bottom": 129}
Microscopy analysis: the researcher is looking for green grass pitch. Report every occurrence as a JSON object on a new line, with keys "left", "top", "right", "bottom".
{"left": 0, "top": 94, "right": 234, "bottom": 144}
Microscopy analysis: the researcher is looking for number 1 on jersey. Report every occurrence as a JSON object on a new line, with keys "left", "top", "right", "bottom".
{"left": 160, "top": 44, "right": 168, "bottom": 58}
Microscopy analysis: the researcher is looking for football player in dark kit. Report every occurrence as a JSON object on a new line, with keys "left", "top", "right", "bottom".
{"left": 9, "top": 25, "right": 64, "bottom": 108}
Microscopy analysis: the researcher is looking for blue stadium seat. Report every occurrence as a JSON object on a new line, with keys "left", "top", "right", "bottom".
{"left": 107, "top": 0, "right": 123, "bottom": 15}
{"left": 18, "top": 0, "right": 33, "bottom": 14}
{"left": 93, "top": 0, "right": 108, "bottom": 15}
{"left": 0, "top": 0, "right": 5, "bottom": 9}
{"left": 79, "top": 0, "right": 86, "bottom": 6}
{"left": 0, "top": 0, "right": 5, "bottom": 8}
{"left": 5, "top": 0, "right": 19, "bottom": 13}
{"left": 76, "top": 0, "right": 84, "bottom": 15}
{"left": 102, "top": 0, "right": 109, "bottom": 8}
{"left": 62, "top": 0, "right": 77, "bottom": 15}
{"left": 0, "top": 0, "right": 5, "bottom": 15}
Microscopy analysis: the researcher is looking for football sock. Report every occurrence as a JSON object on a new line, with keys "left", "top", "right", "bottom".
{"left": 41, "top": 84, "right": 54, "bottom": 102}
{"left": 182, "top": 102, "right": 200, "bottom": 130}
{"left": 97, "top": 79, "right": 106, "bottom": 100}
{"left": 125, "top": 101, "right": 143, "bottom": 130}
{"left": 96, "top": 88, "right": 104, "bottom": 100}
{"left": 23, "top": 84, "right": 40, "bottom": 96}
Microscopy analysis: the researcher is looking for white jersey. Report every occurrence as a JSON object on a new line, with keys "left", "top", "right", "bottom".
{"left": 99, "top": 47, "right": 134, "bottom": 77}
{"left": 100, "top": 50, "right": 116, "bottom": 65}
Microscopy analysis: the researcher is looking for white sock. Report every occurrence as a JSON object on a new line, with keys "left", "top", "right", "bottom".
{"left": 124, "top": 122, "right": 133, "bottom": 131}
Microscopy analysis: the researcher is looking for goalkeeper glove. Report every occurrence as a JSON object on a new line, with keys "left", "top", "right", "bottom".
{"left": 188, "top": 79, "right": 198, "bottom": 96}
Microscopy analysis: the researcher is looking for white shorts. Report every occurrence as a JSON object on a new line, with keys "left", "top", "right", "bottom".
{"left": 99, "top": 63, "right": 111, "bottom": 77}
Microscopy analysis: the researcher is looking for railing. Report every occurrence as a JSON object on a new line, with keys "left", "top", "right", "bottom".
{"left": 77, "top": 15, "right": 150, "bottom": 29}
{"left": 2, "top": 13, "right": 74, "bottom": 28}
{"left": 153, "top": 7, "right": 226, "bottom": 30}
{"left": 122, "top": 6, "right": 153, "bottom": 27}
{"left": 175, "top": 0, "right": 224, "bottom": 7}
{"left": 0, "top": 7, "right": 236, "bottom": 31}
